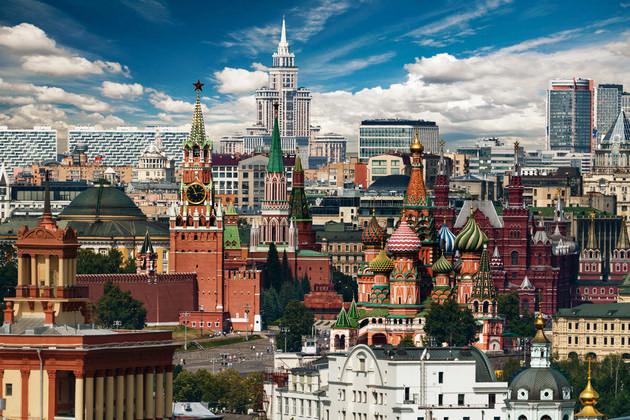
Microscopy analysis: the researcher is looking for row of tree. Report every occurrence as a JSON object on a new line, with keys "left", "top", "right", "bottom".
{"left": 172, "top": 366, "right": 262, "bottom": 414}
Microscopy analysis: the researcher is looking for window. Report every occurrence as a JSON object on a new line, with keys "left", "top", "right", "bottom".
{"left": 438, "top": 394, "right": 443, "bottom": 405}
{"left": 5, "top": 383, "right": 12, "bottom": 396}
{"left": 489, "top": 393, "right": 496, "bottom": 408}
{"left": 458, "top": 394, "right": 464, "bottom": 406}
{"left": 612, "top": 338, "right": 615, "bottom": 345}
{"left": 404, "top": 387, "right": 410, "bottom": 402}
{"left": 594, "top": 337, "right": 597, "bottom": 345}
{"left": 568, "top": 336, "right": 572, "bottom": 344}
{"left": 438, "top": 372, "right": 444, "bottom": 383}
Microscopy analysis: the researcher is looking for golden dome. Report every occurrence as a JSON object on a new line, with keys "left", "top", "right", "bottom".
{"left": 410, "top": 133, "right": 424, "bottom": 154}
{"left": 532, "top": 312, "right": 550, "bottom": 344}
{"left": 575, "top": 359, "right": 603, "bottom": 418}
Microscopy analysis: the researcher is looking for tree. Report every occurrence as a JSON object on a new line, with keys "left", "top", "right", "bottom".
{"left": 0, "top": 246, "right": 17, "bottom": 323}
{"left": 279, "top": 300, "right": 315, "bottom": 352}
{"left": 332, "top": 268, "right": 357, "bottom": 302}
{"left": 399, "top": 335, "right": 415, "bottom": 347}
{"left": 264, "top": 243, "right": 282, "bottom": 291}
{"left": 95, "top": 280, "right": 147, "bottom": 329}
{"left": 424, "top": 299, "right": 480, "bottom": 346}
{"left": 300, "top": 273, "right": 311, "bottom": 295}
{"left": 77, "top": 249, "right": 136, "bottom": 275}
{"left": 281, "top": 250, "right": 292, "bottom": 284}
{"left": 500, "top": 357, "right": 523, "bottom": 382}
{"left": 261, "top": 288, "right": 282, "bottom": 325}
{"left": 497, "top": 292, "right": 536, "bottom": 337}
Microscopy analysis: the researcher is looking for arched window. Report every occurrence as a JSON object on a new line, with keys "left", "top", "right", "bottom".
{"left": 538, "top": 254, "right": 542, "bottom": 266}
{"left": 474, "top": 301, "right": 479, "bottom": 312}
{"left": 511, "top": 251, "right": 519, "bottom": 266}
{"left": 483, "top": 301, "right": 489, "bottom": 314}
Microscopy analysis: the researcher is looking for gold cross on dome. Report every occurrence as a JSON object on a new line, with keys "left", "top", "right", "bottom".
{"left": 514, "top": 141, "right": 519, "bottom": 154}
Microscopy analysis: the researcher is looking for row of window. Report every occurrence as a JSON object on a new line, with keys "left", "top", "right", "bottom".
{"left": 570, "top": 336, "right": 630, "bottom": 346}
{"left": 568, "top": 321, "right": 630, "bottom": 330}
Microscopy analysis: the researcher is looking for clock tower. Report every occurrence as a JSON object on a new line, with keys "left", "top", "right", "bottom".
{"left": 170, "top": 81, "right": 226, "bottom": 317}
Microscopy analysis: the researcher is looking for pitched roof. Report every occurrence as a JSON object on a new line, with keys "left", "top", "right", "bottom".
{"left": 267, "top": 111, "right": 284, "bottom": 173}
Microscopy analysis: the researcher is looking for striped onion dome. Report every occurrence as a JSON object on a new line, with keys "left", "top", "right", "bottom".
{"left": 387, "top": 217, "right": 422, "bottom": 254}
{"left": 453, "top": 257, "right": 462, "bottom": 274}
{"left": 455, "top": 215, "right": 488, "bottom": 252}
{"left": 369, "top": 247, "right": 395, "bottom": 273}
{"left": 362, "top": 214, "right": 386, "bottom": 247}
{"left": 432, "top": 253, "right": 453, "bottom": 275}
{"left": 438, "top": 222, "right": 456, "bottom": 253}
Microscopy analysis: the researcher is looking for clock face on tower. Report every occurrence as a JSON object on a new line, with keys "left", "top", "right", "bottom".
{"left": 185, "top": 183, "right": 207, "bottom": 205}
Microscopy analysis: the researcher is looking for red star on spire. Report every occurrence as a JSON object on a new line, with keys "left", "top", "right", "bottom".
{"left": 193, "top": 80, "right": 204, "bottom": 92}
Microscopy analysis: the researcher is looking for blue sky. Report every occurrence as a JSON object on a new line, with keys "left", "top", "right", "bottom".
{"left": 0, "top": 0, "right": 629, "bottom": 152}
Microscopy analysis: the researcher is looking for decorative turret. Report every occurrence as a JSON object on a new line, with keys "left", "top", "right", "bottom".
{"left": 329, "top": 306, "right": 358, "bottom": 352}
{"left": 506, "top": 141, "right": 524, "bottom": 208}
{"left": 610, "top": 216, "right": 630, "bottom": 281}
{"left": 268, "top": 103, "right": 285, "bottom": 174}
{"left": 223, "top": 203, "right": 241, "bottom": 250}
{"left": 578, "top": 213, "right": 604, "bottom": 281}
{"left": 137, "top": 229, "right": 157, "bottom": 278}
{"left": 387, "top": 217, "right": 422, "bottom": 254}
{"left": 575, "top": 359, "right": 604, "bottom": 419}
{"left": 434, "top": 140, "right": 450, "bottom": 208}
{"left": 531, "top": 312, "right": 551, "bottom": 367}
{"left": 184, "top": 80, "right": 211, "bottom": 151}
{"left": 404, "top": 132, "right": 428, "bottom": 209}
{"left": 289, "top": 148, "right": 318, "bottom": 251}
{"left": 470, "top": 245, "right": 497, "bottom": 314}
{"left": 369, "top": 247, "right": 395, "bottom": 274}
{"left": 438, "top": 219, "right": 456, "bottom": 254}
{"left": 432, "top": 253, "right": 453, "bottom": 275}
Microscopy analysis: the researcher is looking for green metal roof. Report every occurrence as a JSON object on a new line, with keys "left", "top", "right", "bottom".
{"left": 58, "top": 186, "right": 145, "bottom": 220}
{"left": 555, "top": 303, "right": 630, "bottom": 319}
{"left": 267, "top": 115, "right": 284, "bottom": 173}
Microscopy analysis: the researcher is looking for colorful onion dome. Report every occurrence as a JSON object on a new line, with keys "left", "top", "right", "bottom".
{"left": 369, "top": 247, "right": 394, "bottom": 273}
{"left": 455, "top": 215, "right": 488, "bottom": 252}
{"left": 453, "top": 250, "right": 462, "bottom": 273}
{"left": 362, "top": 214, "right": 386, "bottom": 247}
{"left": 432, "top": 253, "right": 453, "bottom": 275}
{"left": 387, "top": 217, "right": 422, "bottom": 254}
{"left": 438, "top": 222, "right": 456, "bottom": 253}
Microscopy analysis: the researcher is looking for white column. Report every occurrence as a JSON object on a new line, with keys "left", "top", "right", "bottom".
{"left": 75, "top": 373, "right": 85, "bottom": 420}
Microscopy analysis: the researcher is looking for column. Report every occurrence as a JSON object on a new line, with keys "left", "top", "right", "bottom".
{"left": 164, "top": 366, "right": 173, "bottom": 420}
{"left": 17, "top": 256, "right": 25, "bottom": 286}
{"left": 155, "top": 367, "right": 164, "bottom": 420}
{"left": 20, "top": 369, "right": 30, "bottom": 420}
{"left": 44, "top": 255, "right": 51, "bottom": 286}
{"left": 48, "top": 370, "right": 58, "bottom": 420}
{"left": 95, "top": 371, "right": 105, "bottom": 420}
{"left": 135, "top": 368, "right": 144, "bottom": 420}
{"left": 105, "top": 370, "right": 114, "bottom": 420}
{"left": 0, "top": 369, "right": 4, "bottom": 419}
{"left": 75, "top": 372, "right": 85, "bottom": 420}
{"left": 116, "top": 370, "right": 125, "bottom": 420}
{"left": 85, "top": 373, "right": 95, "bottom": 420}
{"left": 59, "top": 257, "right": 65, "bottom": 287}
{"left": 126, "top": 369, "right": 135, "bottom": 420}
{"left": 31, "top": 256, "right": 37, "bottom": 286}
{"left": 144, "top": 368, "right": 154, "bottom": 420}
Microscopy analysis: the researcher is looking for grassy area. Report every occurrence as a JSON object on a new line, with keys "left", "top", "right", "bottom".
{"left": 144, "top": 324, "right": 216, "bottom": 340}
{"left": 176, "top": 335, "right": 263, "bottom": 352}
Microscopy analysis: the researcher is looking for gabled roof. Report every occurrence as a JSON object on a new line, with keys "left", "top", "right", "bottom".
{"left": 454, "top": 200, "right": 503, "bottom": 229}
{"left": 600, "top": 110, "right": 630, "bottom": 147}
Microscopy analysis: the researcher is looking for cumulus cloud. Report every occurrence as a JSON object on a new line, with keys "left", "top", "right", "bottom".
{"left": 0, "top": 23, "right": 60, "bottom": 54}
{"left": 309, "top": 34, "right": 630, "bottom": 151}
{"left": 21, "top": 55, "right": 129, "bottom": 77}
{"left": 213, "top": 67, "right": 268, "bottom": 94}
{"left": 148, "top": 89, "right": 203, "bottom": 114}
{"left": 0, "top": 78, "right": 111, "bottom": 113}
{"left": 100, "top": 81, "right": 144, "bottom": 99}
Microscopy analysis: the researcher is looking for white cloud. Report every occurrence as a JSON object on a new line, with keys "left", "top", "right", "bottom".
{"left": 21, "top": 55, "right": 127, "bottom": 77}
{"left": 0, "top": 96, "right": 36, "bottom": 105}
{"left": 0, "top": 23, "right": 60, "bottom": 54}
{"left": 83, "top": 112, "right": 126, "bottom": 127}
{"left": 213, "top": 67, "right": 268, "bottom": 94}
{"left": 0, "top": 78, "right": 111, "bottom": 112}
{"left": 148, "top": 89, "right": 203, "bottom": 114}
{"left": 100, "top": 81, "right": 144, "bottom": 99}
{"left": 308, "top": 34, "right": 630, "bottom": 151}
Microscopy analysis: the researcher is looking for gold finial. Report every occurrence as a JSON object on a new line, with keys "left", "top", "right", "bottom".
{"left": 410, "top": 132, "right": 423, "bottom": 154}
{"left": 372, "top": 197, "right": 376, "bottom": 217}
{"left": 514, "top": 141, "right": 519, "bottom": 154}
{"left": 576, "top": 357, "right": 603, "bottom": 417}
{"left": 273, "top": 102, "right": 279, "bottom": 118}
{"left": 532, "top": 311, "right": 549, "bottom": 343}
{"left": 439, "top": 140, "right": 445, "bottom": 153}
{"left": 590, "top": 211, "right": 595, "bottom": 219}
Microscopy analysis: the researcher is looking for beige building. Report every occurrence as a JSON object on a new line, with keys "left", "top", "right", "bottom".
{"left": 132, "top": 139, "right": 175, "bottom": 183}
{"left": 444, "top": 152, "right": 469, "bottom": 176}
{"left": 367, "top": 153, "right": 411, "bottom": 185}
{"left": 316, "top": 222, "right": 364, "bottom": 278}
{"left": 305, "top": 158, "right": 360, "bottom": 188}
{"left": 552, "top": 303, "right": 630, "bottom": 360}
{"left": 309, "top": 133, "right": 346, "bottom": 164}
{"left": 584, "top": 171, "right": 630, "bottom": 215}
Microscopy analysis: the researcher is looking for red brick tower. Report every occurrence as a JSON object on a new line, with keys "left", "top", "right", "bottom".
{"left": 432, "top": 140, "right": 455, "bottom": 227}
{"left": 578, "top": 213, "right": 604, "bottom": 281}
{"left": 169, "top": 81, "right": 225, "bottom": 316}
{"left": 610, "top": 218, "right": 630, "bottom": 282}
{"left": 289, "top": 149, "right": 319, "bottom": 251}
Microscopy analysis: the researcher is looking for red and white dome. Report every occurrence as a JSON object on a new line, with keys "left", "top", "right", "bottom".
{"left": 387, "top": 217, "right": 422, "bottom": 254}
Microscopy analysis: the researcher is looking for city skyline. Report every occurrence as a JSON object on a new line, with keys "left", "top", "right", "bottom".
{"left": 0, "top": 0, "right": 629, "bottom": 152}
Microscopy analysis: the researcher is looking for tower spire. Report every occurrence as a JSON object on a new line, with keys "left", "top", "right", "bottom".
{"left": 575, "top": 358, "right": 603, "bottom": 418}
{"left": 268, "top": 103, "right": 284, "bottom": 173}
{"left": 185, "top": 80, "right": 208, "bottom": 149}
{"left": 40, "top": 169, "right": 55, "bottom": 229}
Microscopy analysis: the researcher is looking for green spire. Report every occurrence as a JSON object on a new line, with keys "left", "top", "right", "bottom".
{"left": 140, "top": 229, "right": 155, "bottom": 255}
{"left": 347, "top": 299, "right": 359, "bottom": 319}
{"left": 293, "top": 149, "right": 303, "bottom": 172}
{"left": 267, "top": 103, "right": 284, "bottom": 173}
{"left": 289, "top": 148, "right": 311, "bottom": 221}
{"left": 332, "top": 307, "right": 352, "bottom": 329}
{"left": 184, "top": 80, "right": 209, "bottom": 149}
{"left": 223, "top": 203, "right": 241, "bottom": 249}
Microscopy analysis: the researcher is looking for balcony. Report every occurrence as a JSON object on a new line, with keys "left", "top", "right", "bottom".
{"left": 15, "top": 285, "right": 89, "bottom": 299}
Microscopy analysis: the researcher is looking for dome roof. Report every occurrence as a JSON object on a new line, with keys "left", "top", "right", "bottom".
{"left": 58, "top": 185, "right": 145, "bottom": 220}
{"left": 455, "top": 215, "right": 488, "bottom": 252}
{"left": 509, "top": 368, "right": 571, "bottom": 402}
{"left": 369, "top": 248, "right": 394, "bottom": 273}
{"left": 387, "top": 218, "right": 421, "bottom": 254}
{"left": 432, "top": 254, "right": 453, "bottom": 275}
{"left": 438, "top": 222, "right": 456, "bottom": 253}
{"left": 362, "top": 214, "right": 386, "bottom": 247}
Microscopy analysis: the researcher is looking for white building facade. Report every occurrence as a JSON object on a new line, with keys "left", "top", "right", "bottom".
{"left": 0, "top": 126, "right": 58, "bottom": 173}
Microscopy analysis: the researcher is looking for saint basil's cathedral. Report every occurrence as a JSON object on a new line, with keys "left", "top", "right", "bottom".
{"left": 331, "top": 136, "right": 584, "bottom": 352}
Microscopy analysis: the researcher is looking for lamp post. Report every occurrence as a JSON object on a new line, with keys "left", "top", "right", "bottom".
{"left": 243, "top": 303, "right": 250, "bottom": 340}
{"left": 281, "top": 326, "right": 289, "bottom": 353}
{"left": 113, "top": 320, "right": 121, "bottom": 330}
{"left": 183, "top": 312, "right": 190, "bottom": 351}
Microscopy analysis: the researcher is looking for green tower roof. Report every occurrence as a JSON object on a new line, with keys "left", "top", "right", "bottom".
{"left": 332, "top": 307, "right": 357, "bottom": 329}
{"left": 267, "top": 106, "right": 284, "bottom": 173}
{"left": 184, "top": 80, "right": 210, "bottom": 150}
{"left": 348, "top": 299, "right": 360, "bottom": 319}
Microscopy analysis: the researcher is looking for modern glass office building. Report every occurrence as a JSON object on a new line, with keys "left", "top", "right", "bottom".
{"left": 67, "top": 126, "right": 187, "bottom": 166}
{"left": 358, "top": 119, "right": 439, "bottom": 162}
{"left": 596, "top": 84, "right": 623, "bottom": 144}
{"left": 0, "top": 126, "right": 58, "bottom": 173}
{"left": 547, "top": 78, "right": 593, "bottom": 153}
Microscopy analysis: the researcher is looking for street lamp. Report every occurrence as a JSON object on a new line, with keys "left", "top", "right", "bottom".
{"left": 183, "top": 312, "right": 190, "bottom": 351}
{"left": 243, "top": 303, "right": 250, "bottom": 340}
{"left": 281, "top": 326, "right": 289, "bottom": 353}
{"left": 113, "top": 320, "right": 121, "bottom": 330}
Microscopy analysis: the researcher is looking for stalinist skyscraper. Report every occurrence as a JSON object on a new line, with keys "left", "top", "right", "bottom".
{"left": 244, "top": 19, "right": 312, "bottom": 159}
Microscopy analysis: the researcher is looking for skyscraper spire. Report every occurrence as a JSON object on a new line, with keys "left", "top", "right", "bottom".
{"left": 280, "top": 17, "right": 287, "bottom": 45}
{"left": 267, "top": 103, "right": 284, "bottom": 173}
{"left": 273, "top": 18, "right": 294, "bottom": 66}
